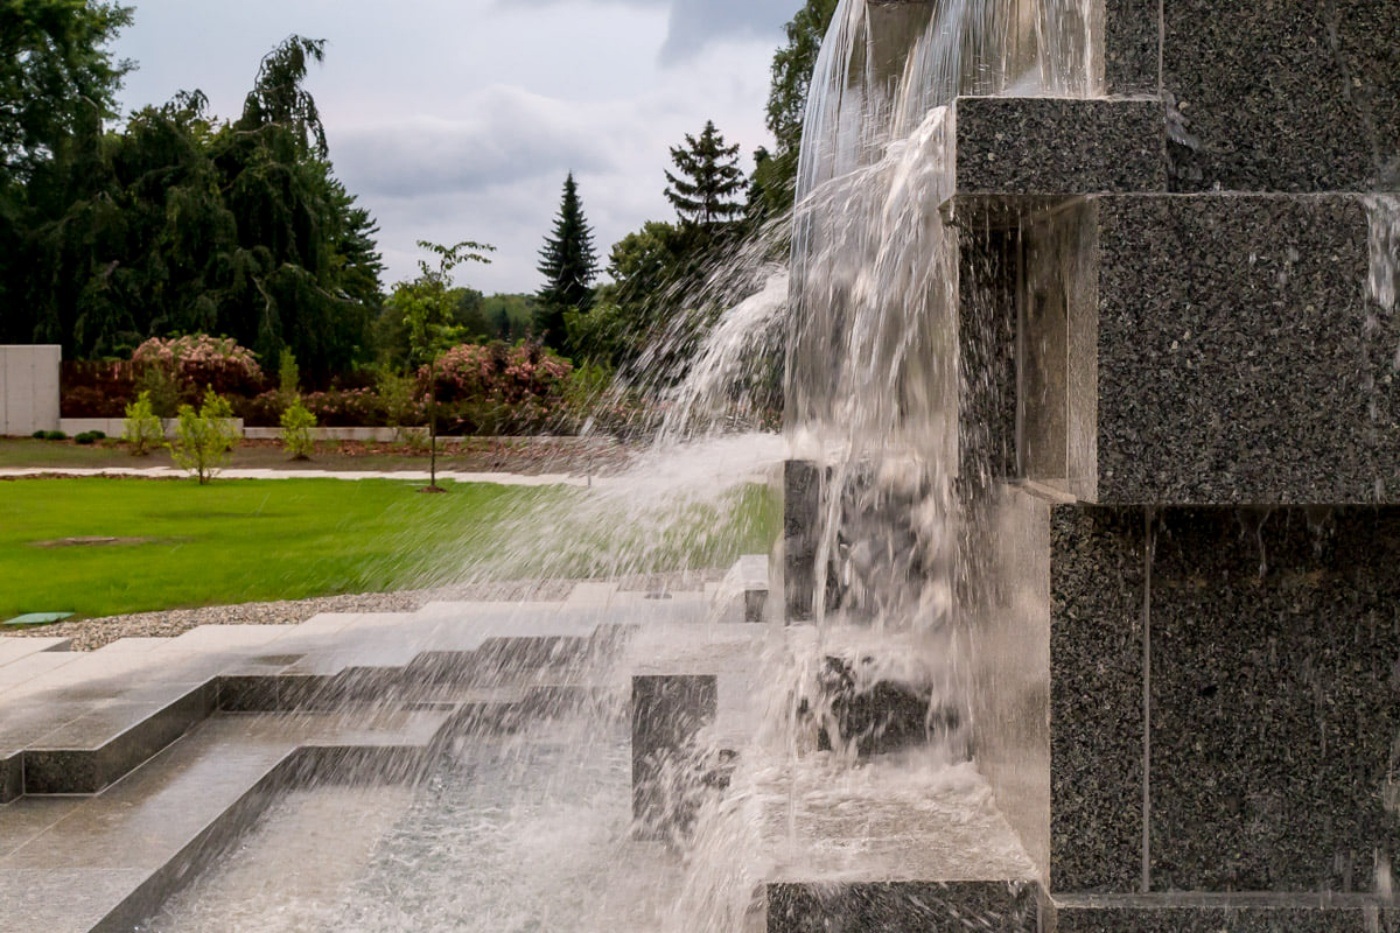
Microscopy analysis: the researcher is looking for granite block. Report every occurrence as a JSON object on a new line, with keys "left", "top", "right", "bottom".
{"left": 967, "top": 486, "right": 1052, "bottom": 880}
{"left": 1102, "top": 0, "right": 1161, "bottom": 97}
{"left": 1161, "top": 1, "right": 1400, "bottom": 193}
{"left": 1094, "top": 194, "right": 1400, "bottom": 505}
{"left": 1054, "top": 900, "right": 1400, "bottom": 932}
{"left": 1148, "top": 507, "right": 1400, "bottom": 893}
{"left": 23, "top": 683, "right": 216, "bottom": 795}
{"left": 955, "top": 98, "right": 1166, "bottom": 195}
{"left": 766, "top": 881, "right": 1041, "bottom": 933}
{"left": 215, "top": 675, "right": 280, "bottom": 712}
{"left": 784, "top": 460, "right": 822, "bottom": 621}
{"left": 0, "top": 752, "right": 20, "bottom": 803}
{"left": 631, "top": 674, "right": 717, "bottom": 841}
{"left": 1050, "top": 505, "right": 1147, "bottom": 893}
{"left": 956, "top": 221, "right": 1019, "bottom": 487}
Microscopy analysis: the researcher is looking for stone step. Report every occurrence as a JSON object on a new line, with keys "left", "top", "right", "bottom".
{"left": 1051, "top": 894, "right": 1400, "bottom": 932}
{"left": 767, "top": 881, "right": 1042, "bottom": 933}
{"left": 0, "top": 707, "right": 457, "bottom": 933}
{"left": 0, "top": 637, "right": 71, "bottom": 666}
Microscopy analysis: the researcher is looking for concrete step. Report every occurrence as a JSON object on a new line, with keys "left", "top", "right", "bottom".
{"left": 0, "top": 707, "right": 457, "bottom": 933}
{"left": 0, "top": 637, "right": 71, "bottom": 666}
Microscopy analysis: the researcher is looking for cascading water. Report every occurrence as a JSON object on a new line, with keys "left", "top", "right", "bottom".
{"left": 147, "top": 2, "right": 1104, "bottom": 930}
{"left": 664, "top": 0, "right": 1101, "bottom": 927}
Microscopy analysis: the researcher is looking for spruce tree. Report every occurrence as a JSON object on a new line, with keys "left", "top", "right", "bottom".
{"left": 664, "top": 121, "right": 746, "bottom": 227}
{"left": 536, "top": 172, "right": 598, "bottom": 350}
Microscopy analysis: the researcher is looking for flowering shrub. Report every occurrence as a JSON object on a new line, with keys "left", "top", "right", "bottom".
{"left": 60, "top": 361, "right": 140, "bottom": 417}
{"left": 420, "top": 341, "right": 571, "bottom": 434}
{"left": 132, "top": 335, "right": 264, "bottom": 397}
{"left": 302, "top": 387, "right": 395, "bottom": 427}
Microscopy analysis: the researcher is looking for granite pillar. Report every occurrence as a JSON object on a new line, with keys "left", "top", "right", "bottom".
{"left": 631, "top": 674, "right": 718, "bottom": 842}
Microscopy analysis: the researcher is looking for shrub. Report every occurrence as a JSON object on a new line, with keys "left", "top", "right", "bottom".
{"left": 74, "top": 431, "right": 105, "bottom": 445}
{"left": 419, "top": 341, "right": 572, "bottom": 435}
{"left": 31, "top": 430, "right": 45, "bottom": 440}
{"left": 135, "top": 363, "right": 183, "bottom": 418}
{"left": 133, "top": 335, "right": 264, "bottom": 398}
{"left": 301, "top": 387, "right": 386, "bottom": 427}
{"left": 123, "top": 391, "right": 165, "bottom": 456}
{"left": 279, "top": 398, "right": 317, "bottom": 460}
{"left": 60, "top": 360, "right": 140, "bottom": 418}
{"left": 43, "top": 430, "right": 67, "bottom": 441}
{"left": 169, "top": 389, "right": 240, "bottom": 484}
{"left": 376, "top": 369, "right": 425, "bottom": 434}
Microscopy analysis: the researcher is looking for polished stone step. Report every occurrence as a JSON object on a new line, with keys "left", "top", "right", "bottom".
{"left": 0, "top": 708, "right": 456, "bottom": 933}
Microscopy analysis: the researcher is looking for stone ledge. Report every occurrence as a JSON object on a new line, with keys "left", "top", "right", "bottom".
{"left": 1053, "top": 894, "right": 1399, "bottom": 932}
{"left": 954, "top": 97, "right": 1166, "bottom": 196}
{"left": 767, "top": 881, "right": 1043, "bottom": 932}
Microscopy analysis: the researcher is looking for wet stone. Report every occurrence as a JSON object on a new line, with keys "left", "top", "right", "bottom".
{"left": 630, "top": 674, "right": 718, "bottom": 843}
{"left": 767, "top": 881, "right": 1041, "bottom": 933}
{"left": 798, "top": 654, "right": 965, "bottom": 760}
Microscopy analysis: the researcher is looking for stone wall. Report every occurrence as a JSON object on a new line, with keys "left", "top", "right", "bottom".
{"left": 0, "top": 346, "right": 61, "bottom": 436}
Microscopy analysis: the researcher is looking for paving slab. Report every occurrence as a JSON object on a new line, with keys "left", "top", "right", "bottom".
{"left": 0, "top": 707, "right": 456, "bottom": 932}
{"left": 0, "top": 636, "right": 70, "bottom": 665}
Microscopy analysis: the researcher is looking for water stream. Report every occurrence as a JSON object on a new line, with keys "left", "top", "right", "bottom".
{"left": 150, "top": 2, "right": 1103, "bottom": 929}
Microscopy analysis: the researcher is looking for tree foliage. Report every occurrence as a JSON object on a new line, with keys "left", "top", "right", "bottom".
{"left": 664, "top": 121, "right": 746, "bottom": 228}
{"left": 754, "top": 0, "right": 839, "bottom": 217}
{"left": 0, "top": 31, "right": 384, "bottom": 381}
{"left": 536, "top": 172, "right": 597, "bottom": 351}
{"left": 0, "top": 0, "right": 133, "bottom": 186}
{"left": 169, "top": 388, "right": 239, "bottom": 484}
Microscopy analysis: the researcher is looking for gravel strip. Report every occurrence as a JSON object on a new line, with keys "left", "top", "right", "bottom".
{"left": 4, "top": 571, "right": 723, "bottom": 651}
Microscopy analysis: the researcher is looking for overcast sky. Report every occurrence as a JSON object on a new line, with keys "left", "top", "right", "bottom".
{"left": 111, "top": 0, "right": 797, "bottom": 294}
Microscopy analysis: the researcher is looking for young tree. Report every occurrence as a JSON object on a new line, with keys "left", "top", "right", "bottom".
{"left": 394, "top": 238, "right": 495, "bottom": 491}
{"left": 169, "top": 389, "right": 240, "bottom": 484}
{"left": 536, "top": 172, "right": 598, "bottom": 351}
{"left": 664, "top": 121, "right": 746, "bottom": 228}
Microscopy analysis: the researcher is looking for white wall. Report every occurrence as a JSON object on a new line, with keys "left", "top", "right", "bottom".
{"left": 0, "top": 346, "right": 61, "bottom": 436}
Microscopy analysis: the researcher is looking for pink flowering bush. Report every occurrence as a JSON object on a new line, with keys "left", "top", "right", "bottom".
{"left": 419, "top": 341, "right": 572, "bottom": 435}
{"left": 303, "top": 387, "right": 397, "bottom": 427}
{"left": 132, "top": 335, "right": 264, "bottom": 398}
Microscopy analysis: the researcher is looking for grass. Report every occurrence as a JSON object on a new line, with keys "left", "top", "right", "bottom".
{"left": 0, "top": 477, "right": 778, "bottom": 621}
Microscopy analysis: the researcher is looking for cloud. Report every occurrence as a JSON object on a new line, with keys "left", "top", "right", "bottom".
{"left": 507, "top": 0, "right": 793, "bottom": 63}
{"left": 331, "top": 86, "right": 623, "bottom": 199}
{"left": 659, "top": 0, "right": 793, "bottom": 62}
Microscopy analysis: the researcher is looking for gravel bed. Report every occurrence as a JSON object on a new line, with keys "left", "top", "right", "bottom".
{"left": 4, "top": 571, "right": 722, "bottom": 651}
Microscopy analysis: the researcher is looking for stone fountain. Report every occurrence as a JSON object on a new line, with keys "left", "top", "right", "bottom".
{"left": 1, "top": 1, "right": 1398, "bottom": 930}
{"left": 783, "top": 0, "right": 1400, "bottom": 929}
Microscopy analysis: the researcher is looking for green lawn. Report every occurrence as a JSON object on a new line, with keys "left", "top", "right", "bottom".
{"left": 0, "top": 478, "right": 778, "bottom": 620}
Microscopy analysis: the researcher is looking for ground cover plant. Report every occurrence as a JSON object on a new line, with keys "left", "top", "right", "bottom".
{"left": 0, "top": 477, "right": 778, "bottom": 620}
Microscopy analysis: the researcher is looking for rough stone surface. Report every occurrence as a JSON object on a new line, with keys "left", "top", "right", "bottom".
{"left": 1148, "top": 507, "right": 1400, "bottom": 893}
{"left": 1161, "top": 1, "right": 1400, "bottom": 193}
{"left": 1095, "top": 193, "right": 1400, "bottom": 505}
{"left": 631, "top": 674, "right": 717, "bottom": 842}
{"left": 783, "top": 460, "right": 822, "bottom": 621}
{"left": 1102, "top": 0, "right": 1161, "bottom": 97}
{"left": 955, "top": 98, "right": 1166, "bottom": 195}
{"left": 1054, "top": 902, "right": 1400, "bottom": 932}
{"left": 767, "top": 881, "right": 1041, "bottom": 933}
{"left": 1050, "top": 505, "right": 1147, "bottom": 894}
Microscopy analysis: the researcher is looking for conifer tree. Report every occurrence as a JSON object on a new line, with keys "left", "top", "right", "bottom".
{"left": 664, "top": 121, "right": 746, "bottom": 227}
{"left": 536, "top": 172, "right": 598, "bottom": 350}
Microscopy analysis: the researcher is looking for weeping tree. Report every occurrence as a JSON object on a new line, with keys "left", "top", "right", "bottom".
{"left": 3, "top": 30, "right": 383, "bottom": 379}
{"left": 0, "top": 0, "right": 133, "bottom": 344}
{"left": 211, "top": 36, "right": 381, "bottom": 380}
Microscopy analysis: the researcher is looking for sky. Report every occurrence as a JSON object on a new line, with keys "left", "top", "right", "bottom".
{"left": 110, "top": 0, "right": 797, "bottom": 295}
